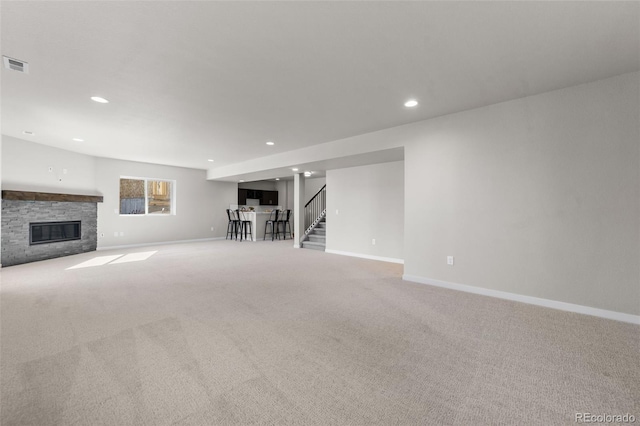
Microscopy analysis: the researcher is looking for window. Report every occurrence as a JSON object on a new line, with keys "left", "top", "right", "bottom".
{"left": 119, "top": 177, "right": 175, "bottom": 215}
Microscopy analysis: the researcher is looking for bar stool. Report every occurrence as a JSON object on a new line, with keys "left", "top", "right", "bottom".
{"left": 237, "top": 210, "right": 253, "bottom": 241}
{"left": 226, "top": 209, "right": 240, "bottom": 240}
{"left": 277, "top": 209, "right": 292, "bottom": 239}
{"left": 263, "top": 209, "right": 280, "bottom": 241}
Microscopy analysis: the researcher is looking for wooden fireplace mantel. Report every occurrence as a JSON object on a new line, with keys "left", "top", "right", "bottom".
{"left": 1, "top": 190, "right": 103, "bottom": 203}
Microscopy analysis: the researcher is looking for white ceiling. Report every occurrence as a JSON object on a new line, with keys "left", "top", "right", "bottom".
{"left": 2, "top": 2, "right": 638, "bottom": 177}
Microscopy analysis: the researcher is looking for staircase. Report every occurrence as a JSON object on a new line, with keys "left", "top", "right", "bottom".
{"left": 302, "top": 218, "right": 325, "bottom": 251}
{"left": 301, "top": 185, "right": 326, "bottom": 252}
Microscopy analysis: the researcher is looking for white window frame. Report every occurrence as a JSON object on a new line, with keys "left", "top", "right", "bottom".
{"left": 119, "top": 176, "right": 177, "bottom": 216}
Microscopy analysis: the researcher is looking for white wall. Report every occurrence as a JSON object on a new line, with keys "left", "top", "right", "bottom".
{"left": 304, "top": 177, "right": 326, "bottom": 203}
{"left": 1, "top": 137, "right": 237, "bottom": 249}
{"left": 229, "top": 72, "right": 637, "bottom": 316}
{"left": 326, "top": 162, "right": 404, "bottom": 261}
{"left": 1, "top": 136, "right": 97, "bottom": 193}
{"left": 238, "top": 181, "right": 276, "bottom": 191}
{"left": 95, "top": 157, "right": 236, "bottom": 248}
{"left": 276, "top": 180, "right": 294, "bottom": 211}
{"left": 0, "top": 137, "right": 2, "bottom": 264}
{"left": 3, "top": 73, "right": 638, "bottom": 317}
{"left": 403, "top": 73, "right": 639, "bottom": 316}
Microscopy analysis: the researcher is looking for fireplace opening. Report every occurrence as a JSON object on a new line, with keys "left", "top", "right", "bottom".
{"left": 30, "top": 221, "right": 81, "bottom": 245}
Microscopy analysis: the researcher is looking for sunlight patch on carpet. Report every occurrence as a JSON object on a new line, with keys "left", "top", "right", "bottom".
{"left": 66, "top": 255, "right": 124, "bottom": 270}
{"left": 66, "top": 251, "right": 157, "bottom": 269}
{"left": 110, "top": 251, "right": 157, "bottom": 264}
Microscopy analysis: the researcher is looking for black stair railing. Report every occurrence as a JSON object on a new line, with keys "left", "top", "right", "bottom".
{"left": 304, "top": 185, "right": 326, "bottom": 236}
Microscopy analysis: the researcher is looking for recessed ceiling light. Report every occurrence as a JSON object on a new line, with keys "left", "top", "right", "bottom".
{"left": 22, "top": 130, "right": 34, "bottom": 135}
{"left": 72, "top": 138, "right": 84, "bottom": 142}
{"left": 304, "top": 171, "right": 312, "bottom": 177}
{"left": 207, "top": 159, "right": 214, "bottom": 162}
{"left": 275, "top": 178, "right": 280, "bottom": 181}
{"left": 91, "top": 96, "right": 109, "bottom": 103}
{"left": 404, "top": 99, "right": 418, "bottom": 108}
{"left": 239, "top": 180, "right": 245, "bottom": 182}
{"left": 292, "top": 168, "right": 298, "bottom": 172}
{"left": 266, "top": 141, "right": 275, "bottom": 146}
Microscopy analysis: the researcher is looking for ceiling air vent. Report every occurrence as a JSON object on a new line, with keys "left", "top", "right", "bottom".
{"left": 3, "top": 56, "right": 29, "bottom": 73}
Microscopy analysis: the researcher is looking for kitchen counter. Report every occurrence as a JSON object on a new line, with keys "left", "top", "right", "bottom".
{"left": 236, "top": 211, "right": 279, "bottom": 241}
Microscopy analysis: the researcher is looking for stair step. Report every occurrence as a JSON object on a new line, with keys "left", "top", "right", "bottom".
{"left": 316, "top": 222, "right": 326, "bottom": 228}
{"left": 308, "top": 234, "right": 326, "bottom": 243}
{"left": 311, "top": 228, "right": 325, "bottom": 235}
{"left": 302, "top": 241, "right": 325, "bottom": 251}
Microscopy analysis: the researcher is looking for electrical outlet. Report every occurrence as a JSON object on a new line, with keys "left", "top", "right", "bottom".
{"left": 372, "top": 238, "right": 376, "bottom": 245}
{"left": 447, "top": 256, "right": 454, "bottom": 266}
{"left": 63, "top": 168, "right": 68, "bottom": 174}
{"left": 336, "top": 209, "right": 339, "bottom": 215}
{"left": 119, "top": 232, "right": 124, "bottom": 237}
{"left": 114, "top": 232, "right": 118, "bottom": 237}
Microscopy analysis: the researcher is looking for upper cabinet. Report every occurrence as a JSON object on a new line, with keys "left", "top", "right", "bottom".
{"left": 238, "top": 189, "right": 248, "bottom": 205}
{"left": 261, "top": 190, "right": 278, "bottom": 205}
{"left": 237, "top": 189, "right": 278, "bottom": 205}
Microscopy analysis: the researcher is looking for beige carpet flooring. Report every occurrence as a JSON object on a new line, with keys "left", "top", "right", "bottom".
{"left": 1, "top": 240, "right": 638, "bottom": 425}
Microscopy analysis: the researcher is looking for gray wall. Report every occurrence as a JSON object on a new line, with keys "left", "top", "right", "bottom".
{"left": 238, "top": 181, "right": 277, "bottom": 191}
{"left": 404, "top": 73, "right": 639, "bottom": 315}
{"left": 1, "top": 138, "right": 237, "bottom": 249}
{"left": 276, "top": 180, "right": 292, "bottom": 210}
{"left": 2, "top": 73, "right": 638, "bottom": 316}
{"left": 95, "top": 157, "right": 236, "bottom": 248}
{"left": 304, "top": 177, "right": 326, "bottom": 203}
{"left": 2, "top": 135, "right": 97, "bottom": 194}
{"left": 326, "top": 162, "right": 404, "bottom": 261}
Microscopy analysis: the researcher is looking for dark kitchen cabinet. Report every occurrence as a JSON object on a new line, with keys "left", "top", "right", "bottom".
{"left": 238, "top": 189, "right": 248, "bottom": 205}
{"left": 239, "top": 188, "right": 278, "bottom": 205}
{"left": 261, "top": 190, "right": 278, "bottom": 206}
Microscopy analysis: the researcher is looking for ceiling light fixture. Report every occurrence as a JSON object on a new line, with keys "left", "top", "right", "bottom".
{"left": 239, "top": 180, "right": 245, "bottom": 182}
{"left": 304, "top": 171, "right": 312, "bottom": 177}
{"left": 22, "top": 130, "right": 34, "bottom": 135}
{"left": 404, "top": 99, "right": 418, "bottom": 107}
{"left": 72, "top": 138, "right": 84, "bottom": 142}
{"left": 292, "top": 168, "right": 298, "bottom": 172}
{"left": 275, "top": 178, "right": 280, "bottom": 181}
{"left": 91, "top": 96, "right": 109, "bottom": 103}
{"left": 266, "top": 141, "right": 275, "bottom": 146}
{"left": 207, "top": 159, "right": 214, "bottom": 162}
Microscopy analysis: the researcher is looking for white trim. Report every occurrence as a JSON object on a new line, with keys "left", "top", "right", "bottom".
{"left": 98, "top": 237, "right": 225, "bottom": 251}
{"left": 326, "top": 249, "right": 404, "bottom": 264}
{"left": 402, "top": 274, "right": 640, "bottom": 325}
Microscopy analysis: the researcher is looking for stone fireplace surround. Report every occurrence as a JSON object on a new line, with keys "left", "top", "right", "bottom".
{"left": 1, "top": 191, "right": 103, "bottom": 267}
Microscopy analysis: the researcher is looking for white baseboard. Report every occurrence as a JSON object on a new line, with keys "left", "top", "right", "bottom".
{"left": 98, "top": 237, "right": 225, "bottom": 251}
{"left": 402, "top": 274, "right": 640, "bottom": 325}
{"left": 326, "top": 249, "right": 404, "bottom": 264}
